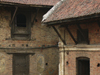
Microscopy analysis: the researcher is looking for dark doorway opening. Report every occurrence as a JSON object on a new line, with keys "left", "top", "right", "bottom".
{"left": 76, "top": 57, "right": 90, "bottom": 75}
{"left": 13, "top": 54, "right": 29, "bottom": 75}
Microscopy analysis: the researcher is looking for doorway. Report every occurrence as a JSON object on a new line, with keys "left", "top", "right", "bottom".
{"left": 13, "top": 54, "right": 29, "bottom": 75}
{"left": 76, "top": 57, "right": 90, "bottom": 75}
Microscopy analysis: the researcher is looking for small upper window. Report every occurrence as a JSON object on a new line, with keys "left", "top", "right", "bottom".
{"left": 77, "top": 29, "right": 88, "bottom": 44}
{"left": 16, "top": 14, "right": 26, "bottom": 27}
{"left": 11, "top": 8, "right": 31, "bottom": 40}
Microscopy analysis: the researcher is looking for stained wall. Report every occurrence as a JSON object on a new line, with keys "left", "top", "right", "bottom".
{"left": 0, "top": 7, "right": 59, "bottom": 75}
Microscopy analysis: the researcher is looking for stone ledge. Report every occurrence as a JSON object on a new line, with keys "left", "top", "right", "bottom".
{"left": 59, "top": 45, "right": 100, "bottom": 51}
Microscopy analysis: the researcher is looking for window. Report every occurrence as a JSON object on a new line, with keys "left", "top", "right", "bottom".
{"left": 16, "top": 14, "right": 26, "bottom": 27}
{"left": 77, "top": 29, "right": 88, "bottom": 44}
{"left": 11, "top": 8, "right": 31, "bottom": 40}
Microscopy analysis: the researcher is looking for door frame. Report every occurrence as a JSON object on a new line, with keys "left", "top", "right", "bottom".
{"left": 13, "top": 53, "right": 29, "bottom": 75}
{"left": 76, "top": 57, "right": 90, "bottom": 75}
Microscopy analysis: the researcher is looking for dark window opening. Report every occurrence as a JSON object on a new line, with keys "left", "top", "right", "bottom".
{"left": 16, "top": 14, "right": 26, "bottom": 27}
{"left": 76, "top": 57, "right": 90, "bottom": 75}
{"left": 77, "top": 29, "right": 88, "bottom": 44}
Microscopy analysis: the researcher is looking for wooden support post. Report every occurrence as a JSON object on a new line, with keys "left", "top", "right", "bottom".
{"left": 66, "top": 26, "right": 78, "bottom": 44}
{"left": 77, "top": 24, "right": 89, "bottom": 44}
{"left": 10, "top": 7, "right": 18, "bottom": 25}
{"left": 52, "top": 26, "right": 66, "bottom": 45}
{"left": 31, "top": 8, "right": 39, "bottom": 26}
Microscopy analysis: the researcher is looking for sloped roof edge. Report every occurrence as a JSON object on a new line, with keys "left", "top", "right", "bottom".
{"left": 42, "top": 0, "right": 100, "bottom": 26}
{"left": 0, "top": 0, "right": 60, "bottom": 6}
{"left": 0, "top": 1, "right": 53, "bottom": 8}
{"left": 43, "top": 13, "right": 100, "bottom": 26}
{"left": 42, "top": 0, "right": 66, "bottom": 24}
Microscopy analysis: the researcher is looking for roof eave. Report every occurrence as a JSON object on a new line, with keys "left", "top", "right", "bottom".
{"left": 0, "top": 1, "right": 53, "bottom": 8}
{"left": 43, "top": 13, "right": 100, "bottom": 26}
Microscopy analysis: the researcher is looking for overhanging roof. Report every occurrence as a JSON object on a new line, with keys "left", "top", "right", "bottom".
{"left": 42, "top": 0, "right": 100, "bottom": 25}
{"left": 0, "top": 0, "right": 60, "bottom": 6}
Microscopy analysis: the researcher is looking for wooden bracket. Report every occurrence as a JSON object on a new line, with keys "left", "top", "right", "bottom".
{"left": 77, "top": 24, "right": 89, "bottom": 44}
{"left": 31, "top": 8, "right": 39, "bottom": 27}
{"left": 66, "top": 26, "right": 78, "bottom": 44}
{"left": 52, "top": 26, "right": 66, "bottom": 45}
{"left": 10, "top": 7, "right": 18, "bottom": 26}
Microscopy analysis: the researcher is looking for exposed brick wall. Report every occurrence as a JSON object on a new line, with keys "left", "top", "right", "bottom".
{"left": 60, "top": 22, "right": 100, "bottom": 45}
{"left": 65, "top": 51, "right": 100, "bottom": 75}
{"left": 58, "top": 20, "right": 100, "bottom": 75}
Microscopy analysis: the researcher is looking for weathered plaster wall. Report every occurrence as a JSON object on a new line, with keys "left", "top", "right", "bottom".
{"left": 0, "top": 7, "right": 58, "bottom": 48}
{"left": 30, "top": 48, "right": 59, "bottom": 75}
{"left": 0, "top": 49, "right": 59, "bottom": 75}
{"left": 0, "top": 51, "right": 12, "bottom": 75}
{"left": 0, "top": 7, "right": 59, "bottom": 75}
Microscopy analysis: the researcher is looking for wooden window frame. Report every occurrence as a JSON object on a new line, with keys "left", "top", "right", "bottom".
{"left": 11, "top": 8, "right": 31, "bottom": 40}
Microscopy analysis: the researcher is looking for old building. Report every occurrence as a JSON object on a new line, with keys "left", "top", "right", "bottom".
{"left": 42, "top": 0, "right": 100, "bottom": 75}
{"left": 0, "top": 0, "right": 59, "bottom": 75}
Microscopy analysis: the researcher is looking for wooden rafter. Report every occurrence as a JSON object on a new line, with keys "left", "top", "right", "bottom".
{"left": 77, "top": 24, "right": 89, "bottom": 44}
{"left": 31, "top": 8, "right": 39, "bottom": 27}
{"left": 10, "top": 6, "right": 18, "bottom": 25}
{"left": 52, "top": 26, "right": 66, "bottom": 45}
{"left": 65, "top": 26, "right": 78, "bottom": 44}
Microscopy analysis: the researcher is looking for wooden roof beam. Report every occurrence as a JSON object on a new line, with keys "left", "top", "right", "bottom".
{"left": 65, "top": 26, "right": 78, "bottom": 44}
{"left": 10, "top": 6, "right": 18, "bottom": 26}
{"left": 52, "top": 26, "right": 66, "bottom": 45}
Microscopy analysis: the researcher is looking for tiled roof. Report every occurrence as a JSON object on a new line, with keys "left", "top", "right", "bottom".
{"left": 0, "top": 0, "right": 60, "bottom": 6}
{"left": 43, "top": 0, "right": 100, "bottom": 23}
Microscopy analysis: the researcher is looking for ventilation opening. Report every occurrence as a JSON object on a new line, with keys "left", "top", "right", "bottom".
{"left": 76, "top": 57, "right": 90, "bottom": 75}
{"left": 97, "top": 63, "right": 100, "bottom": 67}
{"left": 46, "top": 63, "right": 48, "bottom": 66}
{"left": 17, "top": 14, "right": 26, "bottom": 27}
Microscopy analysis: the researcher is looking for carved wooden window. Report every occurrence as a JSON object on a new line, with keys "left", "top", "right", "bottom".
{"left": 11, "top": 8, "right": 31, "bottom": 40}
{"left": 77, "top": 29, "right": 88, "bottom": 44}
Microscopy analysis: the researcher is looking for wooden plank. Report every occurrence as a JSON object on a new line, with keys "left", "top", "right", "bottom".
{"left": 10, "top": 6, "right": 18, "bottom": 25}
{"left": 77, "top": 24, "right": 89, "bottom": 44}
{"left": 13, "top": 54, "right": 29, "bottom": 75}
{"left": 66, "top": 26, "right": 78, "bottom": 44}
{"left": 31, "top": 8, "right": 39, "bottom": 27}
{"left": 52, "top": 26, "right": 66, "bottom": 45}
